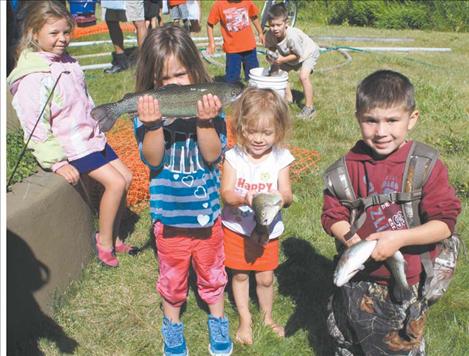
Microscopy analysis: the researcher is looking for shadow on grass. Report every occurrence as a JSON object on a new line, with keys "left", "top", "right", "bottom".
{"left": 276, "top": 236, "right": 335, "bottom": 355}
{"left": 7, "top": 231, "right": 78, "bottom": 355}
{"left": 291, "top": 89, "right": 304, "bottom": 108}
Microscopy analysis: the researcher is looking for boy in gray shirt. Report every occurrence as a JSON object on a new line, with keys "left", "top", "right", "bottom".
{"left": 265, "top": 4, "right": 320, "bottom": 119}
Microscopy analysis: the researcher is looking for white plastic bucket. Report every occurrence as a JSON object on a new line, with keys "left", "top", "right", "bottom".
{"left": 248, "top": 67, "right": 289, "bottom": 98}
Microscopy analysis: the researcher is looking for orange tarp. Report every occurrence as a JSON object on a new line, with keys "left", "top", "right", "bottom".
{"left": 106, "top": 117, "right": 320, "bottom": 211}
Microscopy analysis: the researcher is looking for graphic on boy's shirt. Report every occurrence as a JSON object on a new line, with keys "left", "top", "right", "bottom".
{"left": 358, "top": 174, "right": 409, "bottom": 237}
{"left": 223, "top": 7, "right": 250, "bottom": 33}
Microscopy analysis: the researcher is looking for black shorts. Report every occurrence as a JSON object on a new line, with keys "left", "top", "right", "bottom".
{"left": 105, "top": 8, "right": 127, "bottom": 22}
{"left": 144, "top": 0, "right": 162, "bottom": 20}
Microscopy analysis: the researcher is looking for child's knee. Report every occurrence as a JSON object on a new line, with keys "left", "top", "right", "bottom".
{"left": 123, "top": 170, "right": 132, "bottom": 190}
{"left": 233, "top": 272, "right": 249, "bottom": 283}
{"left": 299, "top": 72, "right": 311, "bottom": 83}
{"left": 255, "top": 272, "right": 273, "bottom": 288}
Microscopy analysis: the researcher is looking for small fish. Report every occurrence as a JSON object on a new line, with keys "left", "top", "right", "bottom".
{"left": 250, "top": 192, "right": 283, "bottom": 245}
{"left": 334, "top": 240, "right": 410, "bottom": 300}
{"left": 91, "top": 82, "right": 244, "bottom": 132}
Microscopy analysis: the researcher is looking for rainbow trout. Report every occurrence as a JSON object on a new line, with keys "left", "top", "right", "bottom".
{"left": 250, "top": 192, "right": 283, "bottom": 246}
{"left": 91, "top": 82, "right": 244, "bottom": 132}
{"left": 334, "top": 239, "right": 410, "bottom": 301}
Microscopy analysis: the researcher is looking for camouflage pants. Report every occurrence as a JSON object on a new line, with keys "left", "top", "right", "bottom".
{"left": 327, "top": 281, "right": 428, "bottom": 356}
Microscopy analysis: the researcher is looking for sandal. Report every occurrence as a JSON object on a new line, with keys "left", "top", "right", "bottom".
{"left": 115, "top": 239, "right": 140, "bottom": 256}
{"left": 95, "top": 234, "right": 119, "bottom": 267}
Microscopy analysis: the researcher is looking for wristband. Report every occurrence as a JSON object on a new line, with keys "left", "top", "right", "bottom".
{"left": 143, "top": 120, "right": 163, "bottom": 131}
{"left": 196, "top": 118, "right": 214, "bottom": 128}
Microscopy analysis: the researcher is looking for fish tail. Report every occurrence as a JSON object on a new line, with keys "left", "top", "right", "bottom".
{"left": 90, "top": 104, "right": 121, "bottom": 132}
{"left": 391, "top": 282, "right": 412, "bottom": 303}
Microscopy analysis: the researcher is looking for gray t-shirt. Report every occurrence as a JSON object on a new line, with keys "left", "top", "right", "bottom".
{"left": 265, "top": 26, "right": 319, "bottom": 65}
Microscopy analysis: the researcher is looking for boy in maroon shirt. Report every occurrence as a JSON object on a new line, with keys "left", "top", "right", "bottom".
{"left": 321, "top": 70, "right": 461, "bottom": 355}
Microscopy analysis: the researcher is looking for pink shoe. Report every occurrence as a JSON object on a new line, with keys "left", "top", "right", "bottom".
{"left": 95, "top": 234, "right": 119, "bottom": 267}
{"left": 114, "top": 240, "right": 140, "bottom": 256}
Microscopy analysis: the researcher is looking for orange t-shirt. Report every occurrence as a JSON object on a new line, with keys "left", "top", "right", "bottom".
{"left": 169, "top": 0, "right": 186, "bottom": 7}
{"left": 207, "top": 0, "right": 259, "bottom": 54}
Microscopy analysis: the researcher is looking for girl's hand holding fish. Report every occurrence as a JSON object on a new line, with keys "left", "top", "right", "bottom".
{"left": 137, "top": 95, "right": 162, "bottom": 128}
{"left": 243, "top": 191, "right": 254, "bottom": 207}
{"left": 366, "top": 230, "right": 405, "bottom": 261}
{"left": 196, "top": 94, "right": 222, "bottom": 122}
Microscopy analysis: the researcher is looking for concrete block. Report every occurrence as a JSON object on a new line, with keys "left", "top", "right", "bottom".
{"left": 7, "top": 171, "right": 95, "bottom": 349}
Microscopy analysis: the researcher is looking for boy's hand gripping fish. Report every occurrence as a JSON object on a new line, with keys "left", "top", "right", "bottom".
{"left": 334, "top": 240, "right": 411, "bottom": 302}
{"left": 91, "top": 82, "right": 244, "bottom": 132}
{"left": 250, "top": 192, "right": 283, "bottom": 246}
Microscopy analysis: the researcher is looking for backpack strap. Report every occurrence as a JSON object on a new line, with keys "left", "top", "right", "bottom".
{"left": 401, "top": 141, "right": 439, "bottom": 295}
{"left": 323, "top": 157, "right": 358, "bottom": 241}
{"left": 401, "top": 141, "right": 439, "bottom": 228}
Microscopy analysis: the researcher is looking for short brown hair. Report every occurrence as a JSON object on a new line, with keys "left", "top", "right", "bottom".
{"left": 231, "top": 87, "right": 291, "bottom": 149}
{"left": 356, "top": 70, "right": 416, "bottom": 115}
{"left": 267, "top": 3, "right": 288, "bottom": 23}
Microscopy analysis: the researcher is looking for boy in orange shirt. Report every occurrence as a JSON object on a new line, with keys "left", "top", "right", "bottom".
{"left": 207, "top": 0, "right": 264, "bottom": 83}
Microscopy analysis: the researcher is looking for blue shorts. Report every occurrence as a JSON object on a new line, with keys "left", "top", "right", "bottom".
{"left": 69, "top": 144, "right": 118, "bottom": 174}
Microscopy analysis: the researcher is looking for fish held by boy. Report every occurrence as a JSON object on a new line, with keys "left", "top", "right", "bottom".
{"left": 334, "top": 239, "right": 410, "bottom": 301}
{"left": 91, "top": 82, "right": 244, "bottom": 132}
{"left": 250, "top": 192, "right": 283, "bottom": 246}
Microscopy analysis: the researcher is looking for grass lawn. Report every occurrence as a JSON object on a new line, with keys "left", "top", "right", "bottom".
{"left": 35, "top": 2, "right": 468, "bottom": 355}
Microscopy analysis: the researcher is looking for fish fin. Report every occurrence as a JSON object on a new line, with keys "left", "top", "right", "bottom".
{"left": 251, "top": 224, "right": 269, "bottom": 246}
{"left": 391, "top": 282, "right": 412, "bottom": 303}
{"left": 90, "top": 104, "right": 120, "bottom": 132}
{"left": 158, "top": 84, "right": 180, "bottom": 91}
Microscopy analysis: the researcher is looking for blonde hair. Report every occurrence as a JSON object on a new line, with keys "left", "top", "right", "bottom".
{"left": 136, "top": 24, "right": 211, "bottom": 91}
{"left": 231, "top": 87, "right": 291, "bottom": 149}
{"left": 15, "top": 1, "right": 75, "bottom": 60}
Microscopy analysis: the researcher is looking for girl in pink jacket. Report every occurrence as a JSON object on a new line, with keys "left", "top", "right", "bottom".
{"left": 7, "top": 1, "right": 135, "bottom": 267}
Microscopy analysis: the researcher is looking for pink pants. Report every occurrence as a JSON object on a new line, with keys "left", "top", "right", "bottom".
{"left": 154, "top": 219, "right": 227, "bottom": 307}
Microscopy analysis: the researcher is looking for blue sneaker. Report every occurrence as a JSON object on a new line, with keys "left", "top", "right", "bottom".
{"left": 161, "top": 317, "right": 188, "bottom": 356}
{"left": 207, "top": 315, "right": 233, "bottom": 356}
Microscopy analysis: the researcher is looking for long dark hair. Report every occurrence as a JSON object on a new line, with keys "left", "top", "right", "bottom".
{"left": 135, "top": 24, "right": 211, "bottom": 92}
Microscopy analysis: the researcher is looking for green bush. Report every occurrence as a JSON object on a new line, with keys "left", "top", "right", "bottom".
{"left": 376, "top": 2, "right": 427, "bottom": 30}
{"left": 296, "top": 0, "right": 469, "bottom": 32}
{"left": 329, "top": 0, "right": 383, "bottom": 26}
{"left": 7, "top": 130, "right": 38, "bottom": 187}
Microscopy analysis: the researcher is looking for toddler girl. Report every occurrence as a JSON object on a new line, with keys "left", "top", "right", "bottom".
{"left": 7, "top": 1, "right": 134, "bottom": 268}
{"left": 133, "top": 24, "right": 233, "bottom": 356}
{"left": 221, "top": 87, "right": 294, "bottom": 344}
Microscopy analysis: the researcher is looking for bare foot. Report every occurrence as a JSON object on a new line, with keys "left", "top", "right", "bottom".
{"left": 266, "top": 322, "right": 285, "bottom": 338}
{"left": 235, "top": 324, "right": 253, "bottom": 345}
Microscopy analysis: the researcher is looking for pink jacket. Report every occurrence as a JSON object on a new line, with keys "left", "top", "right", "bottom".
{"left": 7, "top": 50, "right": 106, "bottom": 171}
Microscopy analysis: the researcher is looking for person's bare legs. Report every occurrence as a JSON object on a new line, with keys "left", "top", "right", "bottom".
{"left": 232, "top": 270, "right": 253, "bottom": 344}
{"left": 208, "top": 297, "right": 225, "bottom": 318}
{"left": 256, "top": 270, "right": 284, "bottom": 337}
{"left": 109, "top": 159, "right": 132, "bottom": 244}
{"left": 133, "top": 20, "right": 148, "bottom": 47}
{"left": 299, "top": 67, "right": 314, "bottom": 108}
{"left": 285, "top": 82, "right": 293, "bottom": 103}
{"left": 88, "top": 163, "right": 127, "bottom": 250}
{"left": 163, "top": 299, "right": 182, "bottom": 323}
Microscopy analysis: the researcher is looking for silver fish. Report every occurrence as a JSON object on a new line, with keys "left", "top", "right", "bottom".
{"left": 91, "top": 82, "right": 244, "bottom": 132}
{"left": 250, "top": 192, "right": 283, "bottom": 245}
{"left": 334, "top": 240, "right": 409, "bottom": 299}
